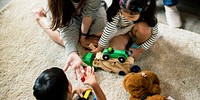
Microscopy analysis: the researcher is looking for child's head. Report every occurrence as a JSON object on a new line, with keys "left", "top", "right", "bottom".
{"left": 47, "top": 0, "right": 86, "bottom": 30}
{"left": 119, "top": 0, "right": 151, "bottom": 13}
{"left": 107, "top": 0, "right": 157, "bottom": 27}
{"left": 33, "top": 67, "right": 72, "bottom": 100}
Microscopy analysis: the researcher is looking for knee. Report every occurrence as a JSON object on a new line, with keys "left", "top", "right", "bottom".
{"left": 135, "top": 22, "right": 152, "bottom": 36}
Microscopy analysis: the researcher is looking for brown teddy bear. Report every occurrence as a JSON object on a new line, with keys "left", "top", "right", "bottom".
{"left": 123, "top": 70, "right": 167, "bottom": 100}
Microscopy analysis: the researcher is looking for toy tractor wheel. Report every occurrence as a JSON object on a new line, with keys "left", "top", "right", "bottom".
{"left": 118, "top": 56, "right": 126, "bottom": 63}
{"left": 118, "top": 71, "right": 126, "bottom": 76}
{"left": 103, "top": 54, "right": 110, "bottom": 60}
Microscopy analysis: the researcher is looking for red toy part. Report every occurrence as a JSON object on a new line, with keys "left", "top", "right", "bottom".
{"left": 81, "top": 67, "right": 87, "bottom": 82}
{"left": 81, "top": 76, "right": 85, "bottom": 82}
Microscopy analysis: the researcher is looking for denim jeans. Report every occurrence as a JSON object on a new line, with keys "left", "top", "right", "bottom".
{"left": 163, "top": 0, "right": 178, "bottom": 6}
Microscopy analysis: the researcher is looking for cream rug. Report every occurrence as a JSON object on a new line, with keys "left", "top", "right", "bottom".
{"left": 0, "top": 0, "right": 200, "bottom": 100}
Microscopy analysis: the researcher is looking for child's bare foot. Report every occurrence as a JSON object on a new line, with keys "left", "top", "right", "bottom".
{"left": 80, "top": 36, "right": 100, "bottom": 50}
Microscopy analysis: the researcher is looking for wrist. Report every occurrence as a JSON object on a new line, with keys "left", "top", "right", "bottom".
{"left": 80, "top": 34, "right": 87, "bottom": 39}
{"left": 80, "top": 31, "right": 89, "bottom": 38}
{"left": 69, "top": 51, "right": 78, "bottom": 56}
{"left": 90, "top": 81, "right": 98, "bottom": 88}
{"left": 97, "top": 46, "right": 104, "bottom": 51}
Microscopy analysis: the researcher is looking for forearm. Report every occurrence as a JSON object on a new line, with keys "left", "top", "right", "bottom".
{"left": 36, "top": 17, "right": 51, "bottom": 32}
{"left": 59, "top": 28, "right": 79, "bottom": 56}
{"left": 81, "top": 16, "right": 92, "bottom": 34}
{"left": 91, "top": 82, "right": 106, "bottom": 100}
{"left": 98, "top": 14, "right": 120, "bottom": 48}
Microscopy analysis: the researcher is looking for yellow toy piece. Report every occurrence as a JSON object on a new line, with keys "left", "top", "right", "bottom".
{"left": 83, "top": 89, "right": 92, "bottom": 99}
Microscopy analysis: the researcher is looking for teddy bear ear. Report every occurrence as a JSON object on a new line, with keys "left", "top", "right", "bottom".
{"left": 141, "top": 72, "right": 147, "bottom": 78}
{"left": 130, "top": 65, "right": 141, "bottom": 73}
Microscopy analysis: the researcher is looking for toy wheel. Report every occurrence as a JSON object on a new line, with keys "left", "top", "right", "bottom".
{"left": 119, "top": 71, "right": 126, "bottom": 76}
{"left": 118, "top": 56, "right": 126, "bottom": 63}
{"left": 103, "top": 54, "right": 110, "bottom": 60}
{"left": 130, "top": 65, "right": 141, "bottom": 73}
{"left": 107, "top": 47, "right": 114, "bottom": 53}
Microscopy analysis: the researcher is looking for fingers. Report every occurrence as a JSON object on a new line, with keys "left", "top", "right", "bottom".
{"left": 78, "top": 93, "right": 83, "bottom": 98}
{"left": 91, "top": 67, "right": 94, "bottom": 75}
{"left": 85, "top": 66, "right": 95, "bottom": 76}
{"left": 74, "top": 69, "right": 78, "bottom": 80}
{"left": 77, "top": 67, "right": 83, "bottom": 78}
{"left": 91, "top": 48, "right": 98, "bottom": 53}
{"left": 64, "top": 62, "right": 70, "bottom": 72}
{"left": 86, "top": 66, "right": 92, "bottom": 75}
{"left": 82, "top": 62, "right": 88, "bottom": 68}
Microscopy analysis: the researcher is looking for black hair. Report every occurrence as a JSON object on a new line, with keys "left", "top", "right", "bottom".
{"left": 107, "top": 0, "right": 157, "bottom": 27}
{"left": 106, "top": 0, "right": 120, "bottom": 22}
{"left": 33, "top": 67, "right": 69, "bottom": 100}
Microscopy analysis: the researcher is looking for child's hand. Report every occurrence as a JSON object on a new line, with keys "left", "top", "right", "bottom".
{"left": 32, "top": 6, "right": 46, "bottom": 20}
{"left": 72, "top": 87, "right": 92, "bottom": 98}
{"left": 83, "top": 66, "right": 97, "bottom": 86}
{"left": 91, "top": 46, "right": 104, "bottom": 53}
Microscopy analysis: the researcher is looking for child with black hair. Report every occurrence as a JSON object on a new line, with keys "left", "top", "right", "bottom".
{"left": 33, "top": 67, "right": 106, "bottom": 100}
{"left": 92, "top": 0, "right": 158, "bottom": 60}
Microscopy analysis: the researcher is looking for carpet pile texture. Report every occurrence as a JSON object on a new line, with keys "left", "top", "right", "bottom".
{"left": 0, "top": 0, "right": 200, "bottom": 100}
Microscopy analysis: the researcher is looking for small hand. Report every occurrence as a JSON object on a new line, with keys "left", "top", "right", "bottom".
{"left": 32, "top": 6, "right": 46, "bottom": 20}
{"left": 91, "top": 46, "right": 104, "bottom": 53}
{"left": 64, "top": 52, "right": 86, "bottom": 80}
{"left": 83, "top": 66, "right": 97, "bottom": 86}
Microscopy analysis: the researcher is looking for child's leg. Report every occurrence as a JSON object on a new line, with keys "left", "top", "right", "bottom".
{"left": 109, "top": 34, "right": 130, "bottom": 50}
{"left": 32, "top": 7, "right": 64, "bottom": 46}
{"left": 131, "top": 22, "right": 152, "bottom": 45}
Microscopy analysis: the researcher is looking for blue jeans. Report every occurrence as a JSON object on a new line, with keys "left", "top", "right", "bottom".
{"left": 163, "top": 0, "right": 178, "bottom": 6}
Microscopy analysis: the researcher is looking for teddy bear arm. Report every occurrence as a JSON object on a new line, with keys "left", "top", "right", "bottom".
{"left": 129, "top": 97, "right": 141, "bottom": 100}
{"left": 150, "top": 84, "right": 161, "bottom": 94}
{"left": 146, "top": 95, "right": 167, "bottom": 100}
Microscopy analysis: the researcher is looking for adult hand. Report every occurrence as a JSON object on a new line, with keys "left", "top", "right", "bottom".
{"left": 129, "top": 47, "right": 144, "bottom": 60}
{"left": 64, "top": 52, "right": 86, "bottom": 80}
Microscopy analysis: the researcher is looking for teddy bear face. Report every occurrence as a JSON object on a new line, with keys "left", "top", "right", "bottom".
{"left": 123, "top": 70, "right": 161, "bottom": 99}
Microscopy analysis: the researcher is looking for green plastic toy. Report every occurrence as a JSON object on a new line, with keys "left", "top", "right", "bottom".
{"left": 102, "top": 47, "right": 129, "bottom": 63}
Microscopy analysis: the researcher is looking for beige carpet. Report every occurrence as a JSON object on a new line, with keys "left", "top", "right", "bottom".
{"left": 0, "top": 0, "right": 200, "bottom": 100}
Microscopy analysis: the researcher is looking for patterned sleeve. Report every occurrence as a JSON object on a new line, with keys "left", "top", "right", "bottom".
{"left": 98, "top": 14, "right": 120, "bottom": 48}
{"left": 140, "top": 24, "right": 158, "bottom": 50}
{"left": 82, "top": 0, "right": 101, "bottom": 20}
